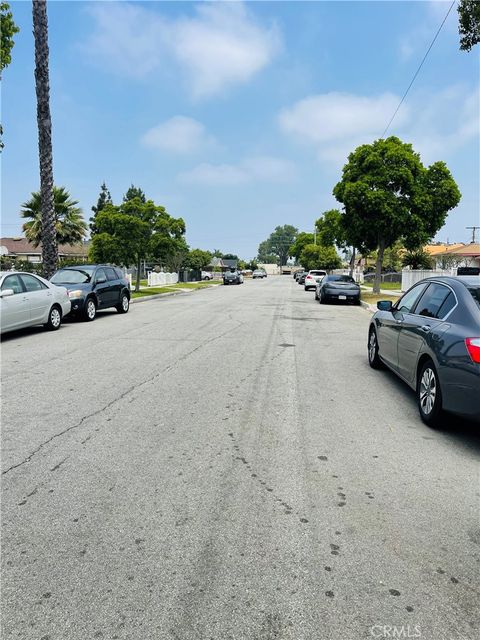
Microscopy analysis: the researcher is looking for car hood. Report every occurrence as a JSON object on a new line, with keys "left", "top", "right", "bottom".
{"left": 53, "top": 282, "right": 93, "bottom": 293}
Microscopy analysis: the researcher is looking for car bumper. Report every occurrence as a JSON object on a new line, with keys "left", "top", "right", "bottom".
{"left": 323, "top": 290, "right": 360, "bottom": 302}
{"left": 66, "top": 296, "right": 87, "bottom": 315}
{"left": 442, "top": 366, "right": 480, "bottom": 423}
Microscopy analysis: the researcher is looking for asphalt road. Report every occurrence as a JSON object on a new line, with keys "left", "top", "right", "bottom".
{"left": 2, "top": 277, "right": 479, "bottom": 640}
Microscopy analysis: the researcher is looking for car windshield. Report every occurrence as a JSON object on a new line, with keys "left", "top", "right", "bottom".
{"left": 310, "top": 271, "right": 325, "bottom": 275}
{"left": 466, "top": 285, "right": 480, "bottom": 310}
{"left": 51, "top": 268, "right": 94, "bottom": 284}
{"left": 327, "top": 275, "right": 355, "bottom": 283}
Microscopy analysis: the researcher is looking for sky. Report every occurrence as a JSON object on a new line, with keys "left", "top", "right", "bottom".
{"left": 2, "top": 0, "right": 479, "bottom": 260}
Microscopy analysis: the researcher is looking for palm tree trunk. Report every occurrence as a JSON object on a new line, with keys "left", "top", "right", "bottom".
{"left": 32, "top": 0, "right": 57, "bottom": 278}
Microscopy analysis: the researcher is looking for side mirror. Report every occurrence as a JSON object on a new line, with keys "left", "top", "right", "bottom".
{"left": 96, "top": 276, "right": 107, "bottom": 284}
{"left": 0, "top": 289, "right": 14, "bottom": 298}
{"left": 377, "top": 300, "right": 393, "bottom": 311}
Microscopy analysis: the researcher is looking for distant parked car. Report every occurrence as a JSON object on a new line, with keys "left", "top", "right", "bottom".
{"left": 0, "top": 271, "right": 71, "bottom": 334}
{"left": 304, "top": 270, "right": 326, "bottom": 291}
{"left": 50, "top": 265, "right": 130, "bottom": 321}
{"left": 201, "top": 271, "right": 213, "bottom": 280}
{"left": 297, "top": 272, "right": 307, "bottom": 284}
{"left": 223, "top": 269, "right": 244, "bottom": 285}
{"left": 368, "top": 276, "right": 480, "bottom": 426}
{"left": 252, "top": 269, "right": 267, "bottom": 279}
{"left": 316, "top": 274, "right": 361, "bottom": 304}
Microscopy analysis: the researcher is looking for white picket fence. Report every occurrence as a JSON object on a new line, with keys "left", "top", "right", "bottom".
{"left": 147, "top": 271, "right": 178, "bottom": 287}
{"left": 401, "top": 268, "right": 456, "bottom": 291}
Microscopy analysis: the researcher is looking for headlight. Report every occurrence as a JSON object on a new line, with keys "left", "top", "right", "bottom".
{"left": 67, "top": 290, "right": 84, "bottom": 299}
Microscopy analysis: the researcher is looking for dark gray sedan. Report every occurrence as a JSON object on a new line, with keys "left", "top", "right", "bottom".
{"left": 368, "top": 276, "right": 480, "bottom": 427}
{"left": 315, "top": 274, "right": 361, "bottom": 304}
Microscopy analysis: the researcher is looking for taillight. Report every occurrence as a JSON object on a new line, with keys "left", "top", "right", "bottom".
{"left": 465, "top": 338, "right": 480, "bottom": 363}
{"left": 306, "top": 275, "right": 312, "bottom": 280}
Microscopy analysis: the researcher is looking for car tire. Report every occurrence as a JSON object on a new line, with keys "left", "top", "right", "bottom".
{"left": 368, "top": 327, "right": 383, "bottom": 369}
{"left": 116, "top": 293, "right": 130, "bottom": 314}
{"left": 417, "top": 360, "right": 444, "bottom": 428}
{"left": 83, "top": 297, "right": 96, "bottom": 322}
{"left": 314, "top": 290, "right": 318, "bottom": 300}
{"left": 45, "top": 304, "right": 62, "bottom": 331}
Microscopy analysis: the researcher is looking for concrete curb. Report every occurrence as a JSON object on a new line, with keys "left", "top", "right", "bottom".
{"left": 360, "top": 300, "right": 376, "bottom": 314}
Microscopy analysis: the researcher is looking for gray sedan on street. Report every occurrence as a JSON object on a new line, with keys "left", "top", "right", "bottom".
{"left": 0, "top": 271, "right": 71, "bottom": 334}
{"left": 368, "top": 276, "right": 480, "bottom": 427}
{"left": 315, "top": 274, "right": 361, "bottom": 304}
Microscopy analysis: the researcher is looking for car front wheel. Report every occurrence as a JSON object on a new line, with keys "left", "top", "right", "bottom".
{"left": 417, "top": 360, "right": 443, "bottom": 428}
{"left": 45, "top": 305, "right": 62, "bottom": 331}
{"left": 368, "top": 327, "right": 383, "bottom": 369}
{"left": 84, "top": 297, "right": 96, "bottom": 321}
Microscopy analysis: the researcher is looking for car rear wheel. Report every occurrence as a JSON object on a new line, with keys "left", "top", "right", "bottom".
{"left": 45, "top": 305, "right": 62, "bottom": 331}
{"left": 417, "top": 360, "right": 444, "bottom": 428}
{"left": 368, "top": 327, "right": 383, "bottom": 369}
{"left": 84, "top": 297, "right": 96, "bottom": 321}
{"left": 116, "top": 293, "right": 130, "bottom": 314}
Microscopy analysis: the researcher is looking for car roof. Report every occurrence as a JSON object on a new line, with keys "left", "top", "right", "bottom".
{"left": 419, "top": 275, "right": 480, "bottom": 287}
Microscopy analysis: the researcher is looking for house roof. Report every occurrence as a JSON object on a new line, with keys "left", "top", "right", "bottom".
{"left": 424, "top": 243, "right": 465, "bottom": 256}
{"left": 437, "top": 242, "right": 480, "bottom": 257}
{"left": 0, "top": 237, "right": 89, "bottom": 257}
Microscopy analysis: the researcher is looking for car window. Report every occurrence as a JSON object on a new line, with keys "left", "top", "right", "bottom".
{"left": 20, "top": 274, "right": 47, "bottom": 292}
{"left": 310, "top": 271, "right": 326, "bottom": 276}
{"left": 1, "top": 274, "right": 24, "bottom": 295}
{"left": 106, "top": 268, "right": 117, "bottom": 281}
{"left": 114, "top": 268, "right": 124, "bottom": 280}
{"left": 413, "top": 283, "right": 453, "bottom": 318}
{"left": 51, "top": 268, "right": 93, "bottom": 284}
{"left": 95, "top": 268, "right": 107, "bottom": 282}
{"left": 395, "top": 283, "right": 428, "bottom": 313}
{"left": 435, "top": 291, "right": 456, "bottom": 319}
{"left": 465, "top": 285, "right": 480, "bottom": 310}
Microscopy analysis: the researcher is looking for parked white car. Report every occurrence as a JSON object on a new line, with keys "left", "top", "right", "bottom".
{"left": 201, "top": 271, "right": 214, "bottom": 280}
{"left": 0, "top": 271, "right": 71, "bottom": 334}
{"left": 304, "top": 270, "right": 327, "bottom": 291}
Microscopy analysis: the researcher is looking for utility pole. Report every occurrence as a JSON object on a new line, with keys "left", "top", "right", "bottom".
{"left": 466, "top": 226, "right": 480, "bottom": 243}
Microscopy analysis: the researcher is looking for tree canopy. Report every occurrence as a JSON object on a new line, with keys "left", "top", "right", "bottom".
{"left": 90, "top": 181, "right": 112, "bottom": 234}
{"left": 333, "top": 136, "right": 460, "bottom": 292}
{"left": 257, "top": 225, "right": 298, "bottom": 265}
{"left": 288, "top": 232, "right": 314, "bottom": 262}
{"left": 186, "top": 248, "right": 212, "bottom": 270}
{"left": 0, "top": 2, "right": 19, "bottom": 76}
{"left": 89, "top": 196, "right": 186, "bottom": 291}
{"left": 299, "top": 244, "right": 342, "bottom": 272}
{"left": 21, "top": 186, "right": 87, "bottom": 247}
{"left": 123, "top": 185, "right": 146, "bottom": 203}
{"left": 458, "top": 0, "right": 480, "bottom": 51}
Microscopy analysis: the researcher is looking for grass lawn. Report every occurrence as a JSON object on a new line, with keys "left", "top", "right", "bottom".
{"left": 362, "top": 281, "right": 401, "bottom": 290}
{"left": 361, "top": 292, "right": 400, "bottom": 305}
{"left": 131, "top": 287, "right": 176, "bottom": 298}
{"left": 170, "top": 281, "right": 222, "bottom": 289}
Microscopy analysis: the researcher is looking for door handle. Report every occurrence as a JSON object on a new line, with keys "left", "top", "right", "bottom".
{"left": 420, "top": 325, "right": 431, "bottom": 333}
{"left": 396, "top": 319, "right": 403, "bottom": 324}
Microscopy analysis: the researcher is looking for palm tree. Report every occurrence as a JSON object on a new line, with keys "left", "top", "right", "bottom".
{"left": 32, "top": 0, "right": 57, "bottom": 276}
{"left": 21, "top": 186, "right": 87, "bottom": 246}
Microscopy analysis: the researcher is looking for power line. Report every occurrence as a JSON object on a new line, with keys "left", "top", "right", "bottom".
{"left": 381, "top": 0, "right": 456, "bottom": 138}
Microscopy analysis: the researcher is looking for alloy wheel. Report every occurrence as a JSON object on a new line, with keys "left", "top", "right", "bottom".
{"left": 419, "top": 368, "right": 436, "bottom": 416}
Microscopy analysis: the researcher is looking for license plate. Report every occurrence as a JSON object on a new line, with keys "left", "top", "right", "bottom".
{"left": 338, "top": 295, "right": 347, "bottom": 300}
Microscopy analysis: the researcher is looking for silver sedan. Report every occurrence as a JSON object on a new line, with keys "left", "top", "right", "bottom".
{"left": 0, "top": 271, "right": 71, "bottom": 334}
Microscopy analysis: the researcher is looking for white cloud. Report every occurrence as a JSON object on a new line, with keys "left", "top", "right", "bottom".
{"left": 179, "top": 156, "right": 295, "bottom": 186}
{"left": 279, "top": 92, "right": 408, "bottom": 144}
{"left": 83, "top": 1, "right": 280, "bottom": 98}
{"left": 141, "top": 116, "right": 216, "bottom": 154}
{"left": 278, "top": 86, "right": 479, "bottom": 170}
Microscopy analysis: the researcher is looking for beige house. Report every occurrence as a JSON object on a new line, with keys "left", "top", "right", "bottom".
{"left": 433, "top": 242, "right": 480, "bottom": 269}
{"left": 0, "top": 237, "right": 89, "bottom": 264}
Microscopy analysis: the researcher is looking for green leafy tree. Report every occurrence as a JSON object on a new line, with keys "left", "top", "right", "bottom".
{"left": 90, "top": 181, "right": 112, "bottom": 233}
{"left": 458, "top": 0, "right": 480, "bottom": 51}
{"left": 186, "top": 249, "right": 213, "bottom": 270}
{"left": 21, "top": 186, "right": 87, "bottom": 247}
{"left": 90, "top": 197, "right": 186, "bottom": 291}
{"left": 0, "top": 2, "right": 19, "bottom": 150}
{"left": 258, "top": 225, "right": 298, "bottom": 265}
{"left": 245, "top": 259, "right": 258, "bottom": 270}
{"left": 222, "top": 253, "right": 239, "bottom": 261}
{"left": 299, "top": 244, "right": 342, "bottom": 271}
{"left": 333, "top": 136, "right": 461, "bottom": 293}
{"left": 32, "top": 0, "right": 57, "bottom": 277}
{"left": 1, "top": 2, "right": 19, "bottom": 74}
{"left": 288, "top": 232, "right": 314, "bottom": 262}
{"left": 123, "top": 185, "right": 146, "bottom": 203}
{"left": 315, "top": 210, "right": 346, "bottom": 247}
{"left": 401, "top": 249, "right": 433, "bottom": 270}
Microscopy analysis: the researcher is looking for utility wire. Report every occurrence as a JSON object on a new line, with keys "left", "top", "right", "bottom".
{"left": 381, "top": 0, "right": 456, "bottom": 138}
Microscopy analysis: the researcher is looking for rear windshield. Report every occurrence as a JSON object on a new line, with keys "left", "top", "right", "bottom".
{"left": 310, "top": 271, "right": 326, "bottom": 275}
{"left": 466, "top": 285, "right": 480, "bottom": 310}
{"left": 51, "top": 268, "right": 94, "bottom": 284}
{"left": 327, "top": 275, "right": 355, "bottom": 283}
